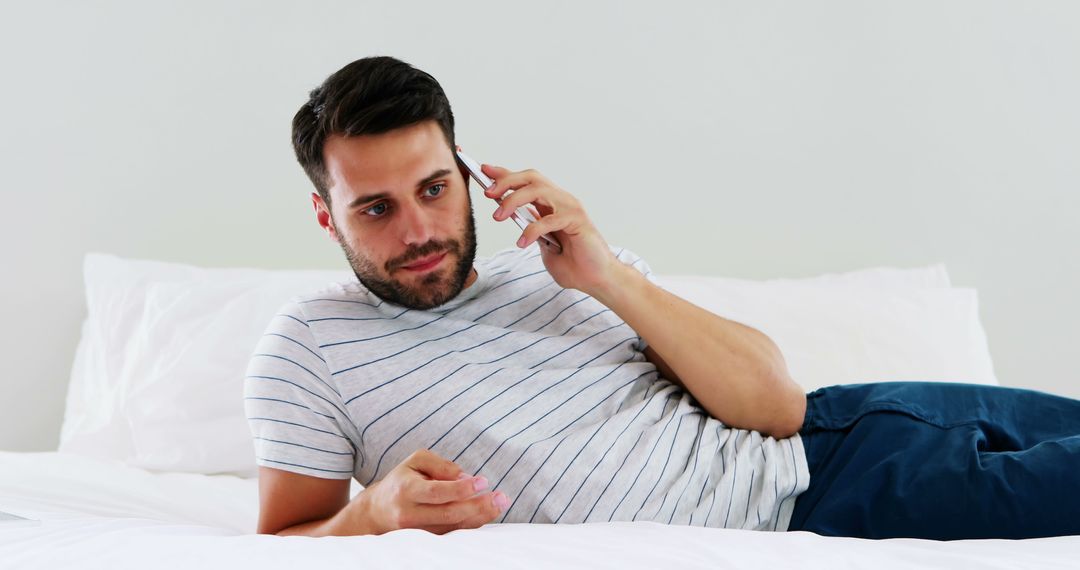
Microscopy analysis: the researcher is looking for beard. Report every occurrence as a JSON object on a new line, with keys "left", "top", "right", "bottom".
{"left": 337, "top": 200, "right": 478, "bottom": 311}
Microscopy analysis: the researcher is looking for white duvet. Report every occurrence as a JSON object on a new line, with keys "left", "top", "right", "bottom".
{"left": 2, "top": 451, "right": 1078, "bottom": 570}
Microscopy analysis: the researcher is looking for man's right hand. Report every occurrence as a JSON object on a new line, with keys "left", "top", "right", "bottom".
{"left": 348, "top": 448, "right": 512, "bottom": 535}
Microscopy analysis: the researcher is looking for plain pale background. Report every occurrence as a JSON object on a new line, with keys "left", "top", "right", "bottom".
{"left": 0, "top": 1, "right": 1076, "bottom": 452}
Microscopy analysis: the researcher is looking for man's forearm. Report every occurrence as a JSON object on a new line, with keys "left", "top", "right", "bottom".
{"left": 275, "top": 512, "right": 350, "bottom": 537}
{"left": 274, "top": 493, "right": 374, "bottom": 537}
{"left": 592, "top": 263, "right": 806, "bottom": 439}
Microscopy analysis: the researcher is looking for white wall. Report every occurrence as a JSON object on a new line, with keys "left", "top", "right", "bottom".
{"left": 1, "top": 1, "right": 1077, "bottom": 452}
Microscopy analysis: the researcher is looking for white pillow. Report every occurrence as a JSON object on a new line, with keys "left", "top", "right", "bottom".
{"left": 652, "top": 276, "right": 998, "bottom": 391}
{"left": 59, "top": 252, "right": 972, "bottom": 478}
{"left": 681, "top": 262, "right": 952, "bottom": 290}
{"left": 59, "top": 253, "right": 353, "bottom": 478}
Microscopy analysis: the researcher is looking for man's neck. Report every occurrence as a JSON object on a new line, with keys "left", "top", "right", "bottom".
{"left": 461, "top": 266, "right": 479, "bottom": 291}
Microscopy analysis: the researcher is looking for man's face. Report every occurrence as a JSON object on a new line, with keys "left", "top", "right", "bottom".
{"left": 314, "top": 120, "right": 478, "bottom": 310}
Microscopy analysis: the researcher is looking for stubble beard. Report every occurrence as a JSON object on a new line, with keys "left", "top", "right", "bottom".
{"left": 337, "top": 201, "right": 477, "bottom": 311}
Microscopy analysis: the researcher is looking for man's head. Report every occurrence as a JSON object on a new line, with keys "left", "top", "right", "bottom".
{"left": 292, "top": 56, "right": 478, "bottom": 310}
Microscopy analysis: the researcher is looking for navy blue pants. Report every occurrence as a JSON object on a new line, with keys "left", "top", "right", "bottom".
{"left": 788, "top": 381, "right": 1080, "bottom": 540}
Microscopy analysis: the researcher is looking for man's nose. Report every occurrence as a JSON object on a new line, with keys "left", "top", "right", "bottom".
{"left": 397, "top": 200, "right": 435, "bottom": 246}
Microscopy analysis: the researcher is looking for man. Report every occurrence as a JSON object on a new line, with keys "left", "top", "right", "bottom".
{"left": 245, "top": 56, "right": 1080, "bottom": 540}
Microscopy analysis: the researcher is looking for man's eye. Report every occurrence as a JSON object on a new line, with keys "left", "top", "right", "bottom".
{"left": 425, "top": 183, "right": 445, "bottom": 197}
{"left": 363, "top": 203, "right": 387, "bottom": 217}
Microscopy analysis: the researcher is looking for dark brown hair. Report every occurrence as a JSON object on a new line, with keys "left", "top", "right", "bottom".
{"left": 291, "top": 55, "right": 456, "bottom": 206}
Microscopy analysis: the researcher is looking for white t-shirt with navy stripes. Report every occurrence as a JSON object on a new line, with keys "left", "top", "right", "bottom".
{"left": 243, "top": 243, "right": 810, "bottom": 531}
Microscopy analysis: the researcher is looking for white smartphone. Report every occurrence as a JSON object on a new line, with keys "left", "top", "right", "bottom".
{"left": 455, "top": 146, "right": 563, "bottom": 254}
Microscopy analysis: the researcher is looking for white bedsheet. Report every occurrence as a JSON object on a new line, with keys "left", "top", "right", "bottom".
{"left": 1, "top": 451, "right": 1077, "bottom": 570}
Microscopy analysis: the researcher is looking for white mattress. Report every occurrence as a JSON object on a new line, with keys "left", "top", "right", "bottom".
{"left": 1, "top": 450, "right": 1077, "bottom": 570}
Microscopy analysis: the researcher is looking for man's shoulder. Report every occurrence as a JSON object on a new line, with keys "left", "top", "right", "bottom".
{"left": 292, "top": 278, "right": 369, "bottom": 304}
{"left": 273, "top": 279, "right": 376, "bottom": 324}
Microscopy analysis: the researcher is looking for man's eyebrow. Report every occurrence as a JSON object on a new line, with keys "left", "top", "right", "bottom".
{"left": 347, "top": 168, "right": 453, "bottom": 210}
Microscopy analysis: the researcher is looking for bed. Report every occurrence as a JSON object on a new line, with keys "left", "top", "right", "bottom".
{"left": 2, "top": 251, "right": 1078, "bottom": 569}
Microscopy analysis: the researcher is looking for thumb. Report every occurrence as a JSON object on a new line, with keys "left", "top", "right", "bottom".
{"left": 409, "top": 448, "right": 466, "bottom": 481}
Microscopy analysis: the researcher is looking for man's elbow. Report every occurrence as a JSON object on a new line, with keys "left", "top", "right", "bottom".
{"left": 765, "top": 375, "right": 807, "bottom": 439}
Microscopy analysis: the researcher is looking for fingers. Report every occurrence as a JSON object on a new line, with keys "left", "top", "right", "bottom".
{"left": 376, "top": 449, "right": 515, "bottom": 535}
{"left": 482, "top": 165, "right": 545, "bottom": 202}
{"left": 479, "top": 163, "right": 512, "bottom": 196}
{"left": 481, "top": 167, "right": 584, "bottom": 229}
{"left": 406, "top": 448, "right": 463, "bottom": 481}
{"left": 480, "top": 163, "right": 509, "bottom": 177}
{"left": 517, "top": 213, "right": 574, "bottom": 249}
{"left": 493, "top": 186, "right": 556, "bottom": 221}
{"left": 411, "top": 475, "right": 489, "bottom": 505}
{"left": 407, "top": 491, "right": 510, "bottom": 532}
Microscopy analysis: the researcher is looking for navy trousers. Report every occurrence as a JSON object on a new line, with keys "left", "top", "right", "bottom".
{"left": 787, "top": 381, "right": 1080, "bottom": 540}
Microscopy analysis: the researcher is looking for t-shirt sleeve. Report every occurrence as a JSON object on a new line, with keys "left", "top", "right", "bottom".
{"left": 609, "top": 245, "right": 664, "bottom": 352}
{"left": 243, "top": 300, "right": 357, "bottom": 480}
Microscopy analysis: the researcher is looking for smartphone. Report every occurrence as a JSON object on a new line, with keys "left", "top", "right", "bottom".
{"left": 455, "top": 147, "right": 563, "bottom": 254}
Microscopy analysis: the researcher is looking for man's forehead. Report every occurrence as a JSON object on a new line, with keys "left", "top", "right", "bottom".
{"left": 324, "top": 129, "right": 452, "bottom": 200}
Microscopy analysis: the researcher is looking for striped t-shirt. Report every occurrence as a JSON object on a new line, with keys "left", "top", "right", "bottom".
{"left": 243, "top": 243, "right": 810, "bottom": 531}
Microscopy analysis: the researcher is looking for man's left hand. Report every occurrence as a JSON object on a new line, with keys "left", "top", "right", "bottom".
{"left": 480, "top": 164, "right": 629, "bottom": 299}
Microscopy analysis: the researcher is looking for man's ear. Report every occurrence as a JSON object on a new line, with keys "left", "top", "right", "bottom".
{"left": 312, "top": 192, "right": 340, "bottom": 243}
{"left": 454, "top": 150, "right": 471, "bottom": 194}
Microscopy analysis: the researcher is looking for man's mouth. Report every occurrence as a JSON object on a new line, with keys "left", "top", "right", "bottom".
{"left": 401, "top": 251, "right": 447, "bottom": 272}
